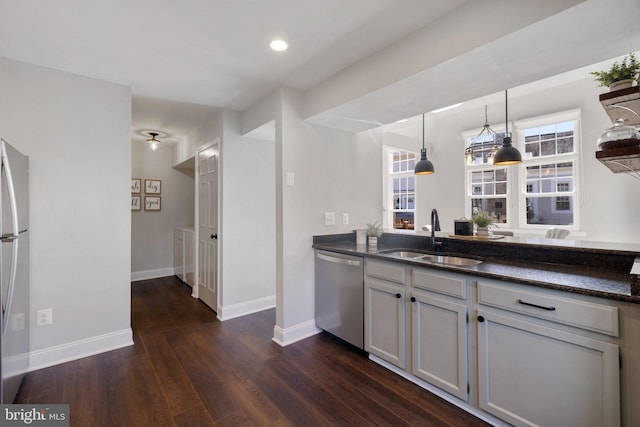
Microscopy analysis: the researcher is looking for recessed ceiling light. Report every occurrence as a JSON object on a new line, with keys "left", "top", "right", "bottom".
{"left": 270, "top": 39, "right": 288, "bottom": 52}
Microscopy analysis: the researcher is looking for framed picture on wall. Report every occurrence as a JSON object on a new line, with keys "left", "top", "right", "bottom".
{"left": 131, "top": 196, "right": 141, "bottom": 211}
{"left": 145, "top": 179, "right": 161, "bottom": 194}
{"left": 131, "top": 178, "right": 141, "bottom": 194}
{"left": 144, "top": 196, "right": 161, "bottom": 211}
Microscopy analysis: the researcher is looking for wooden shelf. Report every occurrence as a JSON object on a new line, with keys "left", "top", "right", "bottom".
{"left": 596, "top": 145, "right": 640, "bottom": 173}
{"left": 599, "top": 86, "right": 640, "bottom": 127}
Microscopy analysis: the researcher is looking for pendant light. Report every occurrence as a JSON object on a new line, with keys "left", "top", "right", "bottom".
{"left": 146, "top": 132, "right": 161, "bottom": 151}
{"left": 493, "top": 90, "right": 522, "bottom": 165}
{"left": 465, "top": 105, "right": 499, "bottom": 165}
{"left": 414, "top": 114, "right": 435, "bottom": 175}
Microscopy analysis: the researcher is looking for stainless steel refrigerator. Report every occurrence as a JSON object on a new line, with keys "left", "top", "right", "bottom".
{"left": 0, "top": 139, "right": 29, "bottom": 403}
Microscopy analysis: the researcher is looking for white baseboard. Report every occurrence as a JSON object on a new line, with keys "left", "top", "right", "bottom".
{"left": 272, "top": 319, "right": 320, "bottom": 347}
{"left": 131, "top": 268, "right": 175, "bottom": 282}
{"left": 369, "top": 354, "right": 505, "bottom": 427}
{"left": 217, "top": 295, "right": 276, "bottom": 321}
{"left": 28, "top": 328, "right": 134, "bottom": 372}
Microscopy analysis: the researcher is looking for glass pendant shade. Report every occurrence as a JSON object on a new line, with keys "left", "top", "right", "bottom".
{"left": 146, "top": 132, "right": 161, "bottom": 150}
{"left": 414, "top": 113, "right": 435, "bottom": 175}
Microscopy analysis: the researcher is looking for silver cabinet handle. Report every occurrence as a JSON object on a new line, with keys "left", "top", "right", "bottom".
{"left": 317, "top": 252, "right": 361, "bottom": 267}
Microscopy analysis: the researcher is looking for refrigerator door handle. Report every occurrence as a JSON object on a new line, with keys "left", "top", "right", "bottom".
{"left": 1, "top": 140, "right": 20, "bottom": 237}
{"left": 2, "top": 239, "right": 18, "bottom": 335}
{"left": 1, "top": 140, "right": 21, "bottom": 335}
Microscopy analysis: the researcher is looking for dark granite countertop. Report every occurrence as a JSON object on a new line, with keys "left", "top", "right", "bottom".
{"left": 313, "top": 233, "right": 640, "bottom": 304}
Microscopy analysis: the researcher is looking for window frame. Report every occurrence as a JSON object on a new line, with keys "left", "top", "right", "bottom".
{"left": 515, "top": 109, "right": 581, "bottom": 231}
{"left": 462, "top": 124, "right": 515, "bottom": 227}
{"left": 383, "top": 146, "right": 418, "bottom": 231}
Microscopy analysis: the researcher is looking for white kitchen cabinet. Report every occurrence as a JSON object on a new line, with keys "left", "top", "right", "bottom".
{"left": 410, "top": 268, "right": 469, "bottom": 401}
{"left": 174, "top": 226, "right": 195, "bottom": 287}
{"left": 364, "top": 260, "right": 407, "bottom": 369}
{"left": 477, "top": 280, "right": 620, "bottom": 427}
{"left": 411, "top": 290, "right": 468, "bottom": 401}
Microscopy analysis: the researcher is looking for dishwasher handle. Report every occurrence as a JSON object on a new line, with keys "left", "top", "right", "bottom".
{"left": 317, "top": 252, "right": 362, "bottom": 267}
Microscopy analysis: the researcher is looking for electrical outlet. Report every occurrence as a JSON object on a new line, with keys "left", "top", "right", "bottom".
{"left": 36, "top": 308, "right": 52, "bottom": 326}
{"left": 324, "top": 212, "right": 335, "bottom": 226}
{"left": 342, "top": 213, "right": 349, "bottom": 225}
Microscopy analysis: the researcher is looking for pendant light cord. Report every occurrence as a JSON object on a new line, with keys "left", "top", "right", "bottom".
{"left": 505, "top": 89, "right": 508, "bottom": 135}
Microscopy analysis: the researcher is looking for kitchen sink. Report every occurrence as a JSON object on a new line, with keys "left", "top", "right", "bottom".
{"left": 377, "top": 249, "right": 482, "bottom": 267}
{"left": 419, "top": 254, "right": 482, "bottom": 267}
{"left": 378, "top": 250, "right": 429, "bottom": 258}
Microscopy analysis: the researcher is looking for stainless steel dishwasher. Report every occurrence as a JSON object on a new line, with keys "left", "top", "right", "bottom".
{"left": 314, "top": 250, "right": 364, "bottom": 349}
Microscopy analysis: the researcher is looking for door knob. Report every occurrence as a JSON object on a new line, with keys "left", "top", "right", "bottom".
{"left": 211, "top": 234, "right": 217, "bottom": 239}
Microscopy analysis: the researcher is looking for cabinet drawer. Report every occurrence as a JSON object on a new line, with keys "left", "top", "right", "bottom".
{"left": 477, "top": 281, "right": 619, "bottom": 337}
{"left": 365, "top": 260, "right": 406, "bottom": 284}
{"left": 412, "top": 269, "right": 466, "bottom": 299}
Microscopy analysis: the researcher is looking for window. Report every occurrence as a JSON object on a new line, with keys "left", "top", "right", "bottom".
{"left": 470, "top": 168, "right": 508, "bottom": 222}
{"left": 463, "top": 130, "right": 511, "bottom": 224}
{"left": 463, "top": 109, "right": 581, "bottom": 230}
{"left": 519, "top": 113, "right": 579, "bottom": 228}
{"left": 384, "top": 148, "right": 417, "bottom": 230}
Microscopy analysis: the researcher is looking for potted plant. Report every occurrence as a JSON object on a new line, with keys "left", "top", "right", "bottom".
{"left": 472, "top": 209, "right": 494, "bottom": 236}
{"left": 366, "top": 221, "right": 383, "bottom": 247}
{"left": 590, "top": 53, "right": 639, "bottom": 91}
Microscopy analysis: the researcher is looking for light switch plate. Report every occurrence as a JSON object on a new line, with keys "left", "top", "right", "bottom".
{"left": 325, "top": 212, "right": 335, "bottom": 226}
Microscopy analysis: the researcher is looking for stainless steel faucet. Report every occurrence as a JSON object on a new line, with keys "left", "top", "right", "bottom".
{"left": 431, "top": 208, "right": 441, "bottom": 252}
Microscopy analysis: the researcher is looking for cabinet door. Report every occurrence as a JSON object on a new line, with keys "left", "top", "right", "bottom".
{"left": 411, "top": 292, "right": 468, "bottom": 401}
{"left": 477, "top": 310, "right": 620, "bottom": 427}
{"left": 365, "top": 279, "right": 406, "bottom": 369}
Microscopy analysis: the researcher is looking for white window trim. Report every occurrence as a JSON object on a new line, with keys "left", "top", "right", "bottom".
{"left": 515, "top": 108, "right": 581, "bottom": 231}
{"left": 382, "top": 145, "right": 418, "bottom": 231}
{"left": 462, "top": 124, "right": 516, "bottom": 227}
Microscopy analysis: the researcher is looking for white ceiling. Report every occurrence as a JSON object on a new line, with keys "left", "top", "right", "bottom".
{"left": 1, "top": 0, "right": 639, "bottom": 142}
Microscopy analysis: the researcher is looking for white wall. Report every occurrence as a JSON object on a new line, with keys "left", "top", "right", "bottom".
{"left": 382, "top": 75, "right": 640, "bottom": 243}
{"left": 216, "top": 110, "right": 277, "bottom": 319}
{"left": 131, "top": 141, "right": 195, "bottom": 280}
{"left": 0, "top": 58, "right": 132, "bottom": 369}
{"left": 274, "top": 89, "right": 383, "bottom": 344}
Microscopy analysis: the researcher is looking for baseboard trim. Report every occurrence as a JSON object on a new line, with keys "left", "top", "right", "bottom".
{"left": 28, "top": 328, "right": 134, "bottom": 372}
{"left": 131, "top": 268, "right": 175, "bottom": 282}
{"left": 272, "top": 320, "right": 320, "bottom": 347}
{"left": 217, "top": 295, "right": 276, "bottom": 321}
{"left": 369, "top": 354, "right": 505, "bottom": 427}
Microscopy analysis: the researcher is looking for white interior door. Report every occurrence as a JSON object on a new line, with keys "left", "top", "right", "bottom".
{"left": 198, "top": 144, "right": 218, "bottom": 312}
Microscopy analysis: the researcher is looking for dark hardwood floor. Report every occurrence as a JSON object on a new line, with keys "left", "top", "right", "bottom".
{"left": 16, "top": 276, "right": 490, "bottom": 426}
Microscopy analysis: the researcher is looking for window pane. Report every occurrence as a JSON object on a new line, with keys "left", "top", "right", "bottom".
{"left": 471, "top": 198, "right": 507, "bottom": 223}
{"left": 391, "top": 151, "right": 417, "bottom": 174}
{"left": 526, "top": 161, "right": 574, "bottom": 195}
{"left": 526, "top": 196, "right": 574, "bottom": 225}
{"left": 523, "top": 120, "right": 574, "bottom": 159}
{"left": 393, "top": 212, "right": 415, "bottom": 229}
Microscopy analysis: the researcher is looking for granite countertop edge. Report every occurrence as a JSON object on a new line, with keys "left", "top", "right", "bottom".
{"left": 313, "top": 240, "right": 640, "bottom": 304}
